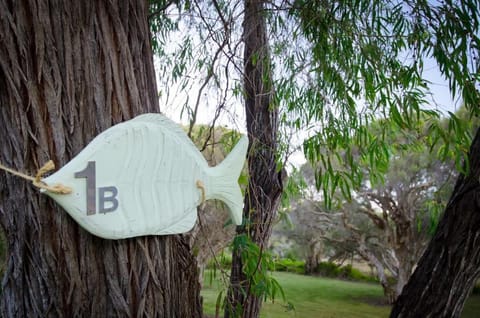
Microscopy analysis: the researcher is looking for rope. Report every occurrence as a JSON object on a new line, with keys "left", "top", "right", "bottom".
{"left": 196, "top": 180, "right": 206, "bottom": 204}
{"left": 0, "top": 160, "right": 72, "bottom": 194}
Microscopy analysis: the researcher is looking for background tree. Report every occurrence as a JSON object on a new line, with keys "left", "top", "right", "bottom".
{"left": 352, "top": 120, "right": 454, "bottom": 302}
{"left": 282, "top": 118, "right": 455, "bottom": 303}
{"left": 0, "top": 1, "right": 202, "bottom": 316}
{"left": 152, "top": 1, "right": 286, "bottom": 316}
{"left": 391, "top": 126, "right": 480, "bottom": 317}
{"left": 149, "top": 0, "right": 480, "bottom": 316}
{"left": 226, "top": 0, "right": 284, "bottom": 316}
{"left": 276, "top": 198, "right": 328, "bottom": 274}
{"left": 289, "top": 1, "right": 480, "bottom": 315}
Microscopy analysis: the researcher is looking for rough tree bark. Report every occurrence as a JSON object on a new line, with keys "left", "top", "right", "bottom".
{"left": 0, "top": 1, "right": 202, "bottom": 317}
{"left": 226, "top": 0, "right": 284, "bottom": 317}
{"left": 390, "top": 127, "right": 480, "bottom": 317}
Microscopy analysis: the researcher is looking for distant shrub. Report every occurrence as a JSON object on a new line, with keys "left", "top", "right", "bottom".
{"left": 270, "top": 258, "right": 305, "bottom": 274}
{"left": 316, "top": 262, "right": 341, "bottom": 278}
{"left": 315, "top": 262, "right": 377, "bottom": 283}
{"left": 206, "top": 254, "right": 305, "bottom": 274}
{"left": 205, "top": 255, "right": 376, "bottom": 284}
{"left": 284, "top": 250, "right": 300, "bottom": 261}
{"left": 338, "top": 264, "right": 353, "bottom": 279}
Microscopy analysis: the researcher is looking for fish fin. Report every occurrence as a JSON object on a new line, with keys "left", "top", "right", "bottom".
{"left": 131, "top": 113, "right": 199, "bottom": 151}
{"left": 207, "top": 135, "right": 248, "bottom": 225}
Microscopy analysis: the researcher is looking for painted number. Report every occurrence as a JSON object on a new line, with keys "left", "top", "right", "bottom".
{"left": 74, "top": 161, "right": 119, "bottom": 215}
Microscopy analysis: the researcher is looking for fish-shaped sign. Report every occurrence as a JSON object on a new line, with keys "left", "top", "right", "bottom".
{"left": 40, "top": 113, "right": 248, "bottom": 239}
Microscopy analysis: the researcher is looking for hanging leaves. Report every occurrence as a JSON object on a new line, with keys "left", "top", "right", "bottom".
{"left": 274, "top": 0, "right": 480, "bottom": 206}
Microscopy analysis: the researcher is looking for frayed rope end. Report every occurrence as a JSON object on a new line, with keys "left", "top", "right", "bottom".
{"left": 0, "top": 160, "right": 72, "bottom": 195}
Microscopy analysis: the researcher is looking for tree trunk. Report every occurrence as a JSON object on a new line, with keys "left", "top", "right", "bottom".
{"left": 226, "top": 0, "right": 283, "bottom": 317}
{"left": 357, "top": 244, "right": 396, "bottom": 304}
{"left": 390, "top": 127, "right": 480, "bottom": 317}
{"left": 0, "top": 1, "right": 202, "bottom": 317}
{"left": 305, "top": 240, "right": 322, "bottom": 275}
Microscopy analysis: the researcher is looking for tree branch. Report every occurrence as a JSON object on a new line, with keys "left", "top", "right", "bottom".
{"left": 148, "top": 0, "right": 176, "bottom": 20}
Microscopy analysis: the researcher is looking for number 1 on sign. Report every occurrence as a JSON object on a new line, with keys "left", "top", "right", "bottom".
{"left": 74, "top": 161, "right": 119, "bottom": 215}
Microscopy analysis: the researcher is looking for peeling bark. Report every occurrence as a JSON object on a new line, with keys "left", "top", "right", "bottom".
{"left": 0, "top": 1, "right": 202, "bottom": 316}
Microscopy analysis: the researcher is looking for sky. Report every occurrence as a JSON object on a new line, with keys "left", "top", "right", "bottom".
{"left": 422, "top": 59, "right": 462, "bottom": 114}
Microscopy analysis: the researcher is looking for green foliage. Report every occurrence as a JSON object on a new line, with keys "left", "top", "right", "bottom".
{"left": 427, "top": 110, "right": 476, "bottom": 174}
{"left": 269, "top": 258, "right": 305, "bottom": 274}
{"left": 148, "top": 0, "right": 183, "bottom": 54}
{"left": 314, "top": 262, "right": 377, "bottom": 283}
{"left": 346, "top": 265, "right": 376, "bottom": 282}
{"left": 210, "top": 235, "right": 292, "bottom": 317}
{"left": 275, "top": 0, "right": 480, "bottom": 207}
{"left": 206, "top": 251, "right": 232, "bottom": 270}
{"left": 232, "top": 234, "right": 286, "bottom": 303}
{"left": 421, "top": 197, "right": 447, "bottom": 235}
{"left": 315, "top": 261, "right": 340, "bottom": 277}
{"left": 147, "top": 0, "right": 480, "bottom": 210}
{"left": 280, "top": 166, "right": 307, "bottom": 209}
{"left": 188, "top": 123, "right": 243, "bottom": 156}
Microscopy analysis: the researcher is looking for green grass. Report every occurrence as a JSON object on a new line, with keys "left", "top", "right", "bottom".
{"left": 202, "top": 271, "right": 389, "bottom": 317}
{"left": 202, "top": 271, "right": 480, "bottom": 318}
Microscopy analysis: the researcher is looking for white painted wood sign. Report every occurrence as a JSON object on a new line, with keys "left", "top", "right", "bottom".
{"left": 40, "top": 113, "right": 248, "bottom": 239}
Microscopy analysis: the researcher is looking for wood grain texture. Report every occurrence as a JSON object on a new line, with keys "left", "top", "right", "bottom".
{"left": 0, "top": 0, "right": 202, "bottom": 316}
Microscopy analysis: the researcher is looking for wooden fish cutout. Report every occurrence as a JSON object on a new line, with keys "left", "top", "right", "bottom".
{"left": 40, "top": 113, "right": 248, "bottom": 239}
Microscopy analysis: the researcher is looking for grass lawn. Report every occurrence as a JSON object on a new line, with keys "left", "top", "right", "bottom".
{"left": 202, "top": 271, "right": 480, "bottom": 317}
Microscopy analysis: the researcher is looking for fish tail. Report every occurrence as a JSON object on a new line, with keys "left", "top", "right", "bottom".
{"left": 207, "top": 135, "right": 249, "bottom": 225}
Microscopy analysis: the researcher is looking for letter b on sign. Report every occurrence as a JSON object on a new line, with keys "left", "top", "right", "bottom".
{"left": 75, "top": 161, "right": 119, "bottom": 215}
{"left": 99, "top": 186, "right": 119, "bottom": 213}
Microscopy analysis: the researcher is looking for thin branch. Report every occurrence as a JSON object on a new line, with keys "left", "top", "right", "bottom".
{"left": 212, "top": 0, "right": 229, "bottom": 31}
{"left": 187, "top": 1, "right": 231, "bottom": 138}
{"left": 148, "top": 0, "right": 176, "bottom": 20}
